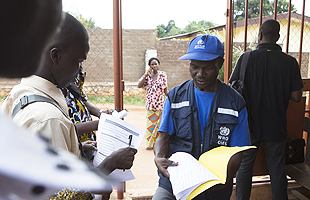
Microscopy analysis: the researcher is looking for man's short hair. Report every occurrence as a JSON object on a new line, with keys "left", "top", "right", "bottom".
{"left": 259, "top": 19, "right": 280, "bottom": 41}
{"left": 54, "top": 13, "right": 89, "bottom": 50}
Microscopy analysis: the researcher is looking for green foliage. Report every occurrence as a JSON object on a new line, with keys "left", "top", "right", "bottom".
{"left": 277, "top": 0, "right": 296, "bottom": 13}
{"left": 123, "top": 95, "right": 145, "bottom": 105}
{"left": 168, "top": 26, "right": 182, "bottom": 37}
{"left": 87, "top": 95, "right": 113, "bottom": 104}
{"left": 183, "top": 20, "right": 217, "bottom": 34}
{"left": 165, "top": 20, "right": 176, "bottom": 33}
{"left": 157, "top": 20, "right": 182, "bottom": 38}
{"left": 211, "top": 30, "right": 225, "bottom": 81}
{"left": 213, "top": 28, "right": 256, "bottom": 81}
{"left": 218, "top": 65, "right": 225, "bottom": 81}
{"left": 72, "top": 13, "right": 97, "bottom": 28}
{"left": 156, "top": 24, "right": 167, "bottom": 38}
{"left": 232, "top": 43, "right": 256, "bottom": 70}
{"left": 157, "top": 20, "right": 217, "bottom": 38}
{"left": 234, "top": 0, "right": 297, "bottom": 21}
{"left": 87, "top": 95, "right": 146, "bottom": 106}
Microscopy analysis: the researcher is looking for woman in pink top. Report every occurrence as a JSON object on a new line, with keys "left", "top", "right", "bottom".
{"left": 138, "top": 57, "right": 168, "bottom": 150}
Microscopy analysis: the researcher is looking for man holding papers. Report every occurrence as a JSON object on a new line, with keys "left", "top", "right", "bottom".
{"left": 1, "top": 13, "right": 137, "bottom": 199}
{"left": 153, "top": 35, "right": 251, "bottom": 200}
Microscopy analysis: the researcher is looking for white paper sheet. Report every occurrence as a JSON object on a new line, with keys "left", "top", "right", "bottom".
{"left": 111, "top": 109, "right": 127, "bottom": 119}
{"left": 168, "top": 152, "right": 220, "bottom": 200}
{"left": 108, "top": 169, "right": 135, "bottom": 182}
{"left": 93, "top": 113, "right": 144, "bottom": 181}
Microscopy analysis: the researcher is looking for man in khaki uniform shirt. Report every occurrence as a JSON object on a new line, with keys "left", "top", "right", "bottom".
{"left": 1, "top": 13, "right": 137, "bottom": 175}
{"left": 2, "top": 75, "right": 81, "bottom": 157}
{"left": 0, "top": 1, "right": 115, "bottom": 199}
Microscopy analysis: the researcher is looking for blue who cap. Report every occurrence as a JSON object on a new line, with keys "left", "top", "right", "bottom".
{"left": 180, "top": 35, "right": 224, "bottom": 61}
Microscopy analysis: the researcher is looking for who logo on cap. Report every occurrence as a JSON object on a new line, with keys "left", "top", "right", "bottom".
{"left": 180, "top": 35, "right": 224, "bottom": 61}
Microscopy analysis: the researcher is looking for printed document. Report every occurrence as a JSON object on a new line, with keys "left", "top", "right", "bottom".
{"left": 168, "top": 146, "right": 256, "bottom": 200}
{"left": 93, "top": 113, "right": 144, "bottom": 181}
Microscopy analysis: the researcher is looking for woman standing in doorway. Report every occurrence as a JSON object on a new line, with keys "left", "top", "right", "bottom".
{"left": 138, "top": 57, "right": 168, "bottom": 150}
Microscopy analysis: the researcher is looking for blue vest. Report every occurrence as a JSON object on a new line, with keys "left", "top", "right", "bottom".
{"left": 158, "top": 79, "right": 246, "bottom": 196}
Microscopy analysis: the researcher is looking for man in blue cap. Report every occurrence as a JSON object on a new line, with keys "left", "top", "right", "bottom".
{"left": 152, "top": 35, "right": 251, "bottom": 200}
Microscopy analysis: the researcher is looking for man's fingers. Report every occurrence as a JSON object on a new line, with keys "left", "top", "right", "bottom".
{"left": 169, "top": 161, "right": 178, "bottom": 166}
{"left": 162, "top": 159, "right": 178, "bottom": 167}
{"left": 155, "top": 157, "right": 179, "bottom": 178}
{"left": 130, "top": 148, "right": 138, "bottom": 154}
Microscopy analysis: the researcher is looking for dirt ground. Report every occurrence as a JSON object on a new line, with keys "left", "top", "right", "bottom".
{"left": 93, "top": 103, "right": 159, "bottom": 197}
{"left": 59, "top": 102, "right": 160, "bottom": 191}
{"left": 121, "top": 104, "right": 159, "bottom": 191}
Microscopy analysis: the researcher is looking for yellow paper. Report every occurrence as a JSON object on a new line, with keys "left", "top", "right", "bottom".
{"left": 186, "top": 146, "right": 256, "bottom": 200}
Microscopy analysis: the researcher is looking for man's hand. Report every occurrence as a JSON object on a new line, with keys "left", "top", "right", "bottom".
{"left": 110, "top": 147, "right": 138, "bottom": 170}
{"left": 102, "top": 109, "right": 113, "bottom": 115}
{"left": 153, "top": 132, "right": 177, "bottom": 178}
{"left": 82, "top": 141, "right": 97, "bottom": 151}
{"left": 154, "top": 157, "right": 178, "bottom": 178}
{"left": 98, "top": 147, "right": 137, "bottom": 175}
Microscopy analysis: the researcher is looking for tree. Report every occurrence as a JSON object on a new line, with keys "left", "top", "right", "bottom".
{"left": 183, "top": 20, "right": 217, "bottom": 33}
{"left": 73, "top": 13, "right": 97, "bottom": 28}
{"left": 166, "top": 20, "right": 176, "bottom": 33}
{"left": 234, "top": 0, "right": 297, "bottom": 21}
{"left": 157, "top": 20, "right": 216, "bottom": 38}
{"left": 156, "top": 20, "right": 181, "bottom": 38}
{"left": 156, "top": 24, "right": 167, "bottom": 38}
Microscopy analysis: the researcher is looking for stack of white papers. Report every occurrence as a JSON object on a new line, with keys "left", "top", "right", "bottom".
{"left": 167, "top": 146, "right": 256, "bottom": 200}
{"left": 168, "top": 152, "right": 220, "bottom": 200}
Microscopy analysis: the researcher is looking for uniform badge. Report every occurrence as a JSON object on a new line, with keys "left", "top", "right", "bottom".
{"left": 220, "top": 126, "right": 230, "bottom": 136}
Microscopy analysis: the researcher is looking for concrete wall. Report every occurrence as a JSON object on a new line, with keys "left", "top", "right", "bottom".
{"left": 82, "top": 28, "right": 192, "bottom": 95}
{"left": 83, "top": 29, "right": 158, "bottom": 84}
{"left": 155, "top": 40, "right": 192, "bottom": 89}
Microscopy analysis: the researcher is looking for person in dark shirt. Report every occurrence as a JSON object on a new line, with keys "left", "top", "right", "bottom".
{"left": 229, "top": 19, "right": 304, "bottom": 200}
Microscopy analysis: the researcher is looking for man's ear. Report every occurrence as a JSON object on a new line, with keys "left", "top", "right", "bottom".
{"left": 276, "top": 34, "right": 280, "bottom": 42}
{"left": 50, "top": 47, "right": 60, "bottom": 64}
{"left": 258, "top": 32, "right": 263, "bottom": 43}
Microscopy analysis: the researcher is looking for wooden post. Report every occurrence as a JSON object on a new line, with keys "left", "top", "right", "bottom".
{"left": 113, "top": 0, "right": 125, "bottom": 198}
{"left": 224, "top": 0, "right": 233, "bottom": 83}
